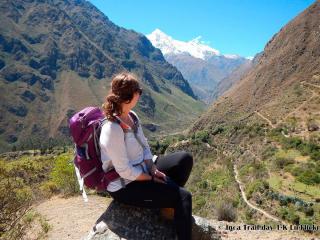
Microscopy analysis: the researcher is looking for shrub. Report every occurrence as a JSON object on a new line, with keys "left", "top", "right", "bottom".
{"left": 279, "top": 196, "right": 290, "bottom": 206}
{"left": 293, "top": 83, "right": 303, "bottom": 96}
{"left": 212, "top": 126, "right": 224, "bottom": 135}
{"left": 50, "top": 154, "right": 79, "bottom": 195}
{"left": 289, "top": 166, "right": 303, "bottom": 177}
{"left": 286, "top": 209, "right": 300, "bottom": 224}
{"left": 245, "top": 208, "right": 256, "bottom": 221}
{"left": 310, "top": 150, "right": 320, "bottom": 161}
{"left": 198, "top": 179, "right": 211, "bottom": 190}
{"left": 281, "top": 137, "right": 320, "bottom": 161}
{"left": 195, "top": 130, "right": 211, "bottom": 143}
{"left": 278, "top": 207, "right": 288, "bottom": 219}
{"left": 149, "top": 139, "right": 171, "bottom": 155}
{"left": 303, "top": 206, "right": 314, "bottom": 217}
{"left": 40, "top": 181, "right": 59, "bottom": 197}
{"left": 299, "top": 217, "right": 314, "bottom": 226}
{"left": 282, "top": 137, "right": 303, "bottom": 149}
{"left": 216, "top": 202, "right": 237, "bottom": 222}
{"left": 193, "top": 196, "right": 206, "bottom": 212}
{"left": 297, "top": 170, "right": 320, "bottom": 185}
{"left": 262, "top": 146, "right": 277, "bottom": 160}
{"left": 246, "top": 180, "right": 268, "bottom": 199}
{"left": 0, "top": 160, "right": 33, "bottom": 240}
{"left": 274, "top": 156, "right": 294, "bottom": 169}
{"left": 207, "top": 169, "right": 232, "bottom": 190}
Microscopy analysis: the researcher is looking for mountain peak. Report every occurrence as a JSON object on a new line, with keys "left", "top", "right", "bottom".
{"left": 147, "top": 29, "right": 246, "bottom": 61}
{"left": 151, "top": 28, "right": 166, "bottom": 35}
{"left": 189, "top": 36, "right": 202, "bottom": 44}
{"left": 147, "top": 29, "right": 221, "bottom": 60}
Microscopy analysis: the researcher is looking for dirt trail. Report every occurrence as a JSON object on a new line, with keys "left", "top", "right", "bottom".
{"left": 35, "top": 195, "right": 111, "bottom": 240}
{"left": 255, "top": 111, "right": 276, "bottom": 128}
{"left": 302, "top": 82, "right": 320, "bottom": 89}
{"left": 280, "top": 89, "right": 318, "bottom": 124}
{"left": 233, "top": 164, "right": 286, "bottom": 225}
{"left": 255, "top": 82, "right": 319, "bottom": 132}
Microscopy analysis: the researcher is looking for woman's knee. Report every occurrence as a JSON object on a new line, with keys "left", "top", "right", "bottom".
{"left": 179, "top": 151, "right": 193, "bottom": 170}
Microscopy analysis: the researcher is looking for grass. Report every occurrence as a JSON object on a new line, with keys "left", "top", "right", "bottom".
{"left": 268, "top": 175, "right": 283, "bottom": 191}
{"left": 293, "top": 181, "right": 320, "bottom": 199}
{"left": 185, "top": 154, "right": 241, "bottom": 219}
{"left": 274, "top": 149, "right": 304, "bottom": 161}
{"left": 140, "top": 83, "right": 207, "bottom": 134}
{"left": 268, "top": 172, "right": 320, "bottom": 202}
{"left": 23, "top": 210, "right": 51, "bottom": 239}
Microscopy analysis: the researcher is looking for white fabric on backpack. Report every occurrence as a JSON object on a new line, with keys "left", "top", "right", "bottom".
{"left": 74, "top": 164, "right": 88, "bottom": 202}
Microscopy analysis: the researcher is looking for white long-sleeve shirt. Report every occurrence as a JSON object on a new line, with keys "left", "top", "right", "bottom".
{"left": 99, "top": 111, "right": 155, "bottom": 192}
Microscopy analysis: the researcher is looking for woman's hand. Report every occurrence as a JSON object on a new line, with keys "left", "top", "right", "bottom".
{"left": 143, "top": 159, "right": 167, "bottom": 184}
{"left": 153, "top": 175, "right": 166, "bottom": 184}
{"left": 152, "top": 169, "right": 167, "bottom": 184}
{"left": 154, "top": 169, "right": 166, "bottom": 179}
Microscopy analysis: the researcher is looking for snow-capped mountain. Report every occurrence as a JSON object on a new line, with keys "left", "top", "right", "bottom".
{"left": 147, "top": 29, "right": 243, "bottom": 61}
{"left": 146, "top": 29, "right": 251, "bottom": 103}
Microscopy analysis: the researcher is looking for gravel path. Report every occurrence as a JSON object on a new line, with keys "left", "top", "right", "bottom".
{"left": 35, "top": 195, "right": 111, "bottom": 240}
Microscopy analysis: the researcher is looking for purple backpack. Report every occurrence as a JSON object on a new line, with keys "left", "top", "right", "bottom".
{"left": 69, "top": 107, "right": 121, "bottom": 201}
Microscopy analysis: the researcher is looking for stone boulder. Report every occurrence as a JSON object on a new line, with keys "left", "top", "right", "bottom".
{"left": 84, "top": 200, "right": 221, "bottom": 240}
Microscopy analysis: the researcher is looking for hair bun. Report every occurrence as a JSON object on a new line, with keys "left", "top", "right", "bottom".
{"left": 102, "top": 72, "right": 140, "bottom": 121}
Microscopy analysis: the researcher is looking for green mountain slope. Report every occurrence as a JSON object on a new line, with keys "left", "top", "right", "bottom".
{"left": 0, "top": 0, "right": 206, "bottom": 152}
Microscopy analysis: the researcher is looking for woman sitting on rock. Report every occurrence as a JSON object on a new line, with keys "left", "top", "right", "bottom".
{"left": 100, "top": 72, "right": 194, "bottom": 240}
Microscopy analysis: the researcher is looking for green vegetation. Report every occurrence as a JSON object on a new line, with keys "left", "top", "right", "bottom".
{"left": 261, "top": 146, "right": 277, "bottom": 160}
{"left": 277, "top": 206, "right": 300, "bottom": 224}
{"left": 242, "top": 123, "right": 266, "bottom": 137}
{"left": 11, "top": 136, "right": 71, "bottom": 154}
{"left": 0, "top": 151, "right": 77, "bottom": 239}
{"left": 186, "top": 154, "right": 239, "bottom": 220}
{"left": 293, "top": 83, "right": 303, "bottom": 96}
{"left": 246, "top": 180, "right": 269, "bottom": 199}
{"left": 140, "top": 84, "right": 206, "bottom": 138}
{"left": 281, "top": 137, "right": 320, "bottom": 161}
{"left": 0, "top": 159, "right": 33, "bottom": 239}
{"left": 274, "top": 156, "right": 294, "bottom": 170}
{"left": 49, "top": 153, "right": 79, "bottom": 195}
{"left": 203, "top": 168, "right": 233, "bottom": 191}
{"left": 190, "top": 130, "right": 212, "bottom": 145}
{"left": 263, "top": 135, "right": 320, "bottom": 187}
{"left": 149, "top": 133, "right": 187, "bottom": 155}
{"left": 296, "top": 170, "right": 320, "bottom": 185}
{"left": 149, "top": 140, "right": 171, "bottom": 155}
{"left": 239, "top": 162, "right": 268, "bottom": 180}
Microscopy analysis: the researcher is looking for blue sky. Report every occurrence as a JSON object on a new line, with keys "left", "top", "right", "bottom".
{"left": 89, "top": 0, "right": 315, "bottom": 57}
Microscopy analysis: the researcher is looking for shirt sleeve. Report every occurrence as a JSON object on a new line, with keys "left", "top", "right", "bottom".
{"left": 99, "top": 122, "right": 143, "bottom": 180}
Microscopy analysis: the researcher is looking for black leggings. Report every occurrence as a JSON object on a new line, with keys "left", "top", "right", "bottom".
{"left": 109, "top": 151, "right": 194, "bottom": 240}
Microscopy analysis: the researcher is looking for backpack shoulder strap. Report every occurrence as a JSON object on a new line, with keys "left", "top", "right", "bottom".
{"left": 129, "top": 111, "right": 139, "bottom": 126}
{"left": 129, "top": 111, "right": 146, "bottom": 150}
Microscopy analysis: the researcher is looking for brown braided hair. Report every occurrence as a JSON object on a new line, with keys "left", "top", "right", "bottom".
{"left": 102, "top": 72, "right": 142, "bottom": 121}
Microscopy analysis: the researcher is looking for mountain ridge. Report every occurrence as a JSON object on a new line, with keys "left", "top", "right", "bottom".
{"left": 190, "top": 0, "right": 320, "bottom": 131}
{"left": 0, "top": 0, "right": 205, "bottom": 152}
{"left": 147, "top": 29, "right": 251, "bottom": 103}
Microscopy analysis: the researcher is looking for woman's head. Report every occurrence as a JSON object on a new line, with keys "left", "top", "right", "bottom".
{"left": 102, "top": 72, "right": 142, "bottom": 121}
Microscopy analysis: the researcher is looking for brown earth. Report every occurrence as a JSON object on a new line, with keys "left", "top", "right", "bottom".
{"left": 34, "top": 195, "right": 318, "bottom": 240}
